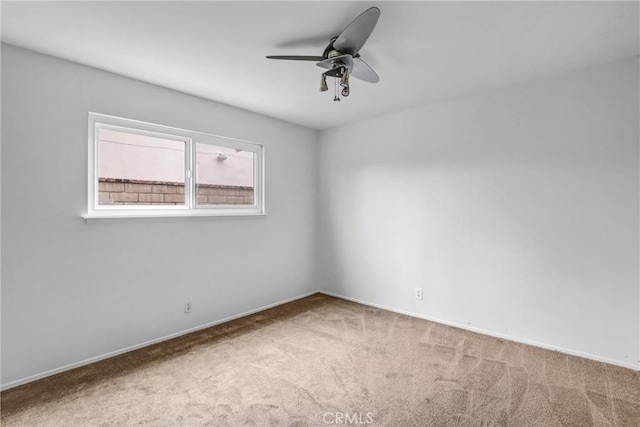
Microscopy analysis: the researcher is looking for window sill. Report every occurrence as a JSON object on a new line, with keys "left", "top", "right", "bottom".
{"left": 83, "top": 211, "right": 266, "bottom": 222}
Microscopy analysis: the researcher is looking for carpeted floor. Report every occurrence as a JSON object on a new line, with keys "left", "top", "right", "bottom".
{"left": 1, "top": 294, "right": 639, "bottom": 426}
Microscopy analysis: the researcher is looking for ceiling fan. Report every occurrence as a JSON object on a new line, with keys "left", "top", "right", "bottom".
{"left": 266, "top": 7, "right": 380, "bottom": 101}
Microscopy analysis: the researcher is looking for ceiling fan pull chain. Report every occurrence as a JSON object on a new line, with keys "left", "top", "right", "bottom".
{"left": 334, "top": 77, "right": 340, "bottom": 102}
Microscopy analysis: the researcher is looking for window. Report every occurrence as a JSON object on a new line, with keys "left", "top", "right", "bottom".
{"left": 87, "top": 113, "right": 264, "bottom": 218}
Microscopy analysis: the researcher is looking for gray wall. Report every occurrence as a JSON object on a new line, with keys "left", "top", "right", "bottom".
{"left": 1, "top": 44, "right": 318, "bottom": 386}
{"left": 318, "top": 58, "right": 639, "bottom": 369}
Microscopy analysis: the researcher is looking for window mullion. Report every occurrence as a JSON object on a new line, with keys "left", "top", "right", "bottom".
{"left": 187, "top": 139, "right": 194, "bottom": 209}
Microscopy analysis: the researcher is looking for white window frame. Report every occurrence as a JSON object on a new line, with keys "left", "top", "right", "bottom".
{"left": 86, "top": 113, "right": 265, "bottom": 219}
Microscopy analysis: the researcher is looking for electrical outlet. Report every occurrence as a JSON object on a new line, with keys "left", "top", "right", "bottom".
{"left": 184, "top": 302, "right": 192, "bottom": 313}
{"left": 415, "top": 287, "right": 423, "bottom": 300}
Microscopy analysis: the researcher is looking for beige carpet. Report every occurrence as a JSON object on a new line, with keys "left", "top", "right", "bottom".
{"left": 2, "top": 294, "right": 639, "bottom": 426}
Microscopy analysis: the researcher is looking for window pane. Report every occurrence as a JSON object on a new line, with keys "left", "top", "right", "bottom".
{"left": 195, "top": 143, "right": 255, "bottom": 206}
{"left": 97, "top": 128, "right": 186, "bottom": 206}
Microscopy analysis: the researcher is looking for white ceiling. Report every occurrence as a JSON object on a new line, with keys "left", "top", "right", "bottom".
{"left": 2, "top": 1, "right": 638, "bottom": 130}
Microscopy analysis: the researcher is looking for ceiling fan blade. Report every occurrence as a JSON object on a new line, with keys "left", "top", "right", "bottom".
{"left": 351, "top": 57, "right": 379, "bottom": 83}
{"left": 266, "top": 55, "right": 325, "bottom": 61}
{"left": 333, "top": 7, "right": 380, "bottom": 56}
{"left": 316, "top": 55, "right": 354, "bottom": 73}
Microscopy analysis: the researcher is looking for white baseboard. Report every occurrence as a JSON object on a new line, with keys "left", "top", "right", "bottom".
{"left": 4, "top": 288, "right": 636, "bottom": 391}
{"left": 320, "top": 290, "right": 640, "bottom": 372}
{"left": 0, "top": 291, "right": 319, "bottom": 391}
